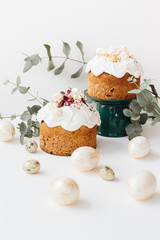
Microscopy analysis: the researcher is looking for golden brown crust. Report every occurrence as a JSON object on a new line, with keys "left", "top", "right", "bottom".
{"left": 88, "top": 71, "right": 140, "bottom": 100}
{"left": 39, "top": 122, "right": 97, "bottom": 156}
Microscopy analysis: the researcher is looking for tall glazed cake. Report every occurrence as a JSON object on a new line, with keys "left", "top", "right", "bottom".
{"left": 86, "top": 46, "right": 143, "bottom": 100}
{"left": 37, "top": 89, "right": 101, "bottom": 156}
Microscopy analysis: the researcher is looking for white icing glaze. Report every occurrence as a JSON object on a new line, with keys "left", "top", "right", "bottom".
{"left": 86, "top": 46, "right": 143, "bottom": 78}
{"left": 37, "top": 101, "right": 101, "bottom": 131}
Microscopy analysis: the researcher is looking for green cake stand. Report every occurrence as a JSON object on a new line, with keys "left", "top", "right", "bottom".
{"left": 85, "top": 90, "right": 134, "bottom": 137}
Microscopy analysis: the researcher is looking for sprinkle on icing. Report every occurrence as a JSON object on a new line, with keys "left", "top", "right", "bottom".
{"left": 86, "top": 46, "right": 144, "bottom": 78}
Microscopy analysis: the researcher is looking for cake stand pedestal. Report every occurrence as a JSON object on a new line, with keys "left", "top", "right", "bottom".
{"left": 85, "top": 90, "right": 134, "bottom": 137}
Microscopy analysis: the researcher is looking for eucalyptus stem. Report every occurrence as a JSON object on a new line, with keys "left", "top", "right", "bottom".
{"left": 0, "top": 113, "right": 31, "bottom": 120}
{"left": 8, "top": 80, "right": 43, "bottom": 105}
{"left": 42, "top": 55, "right": 87, "bottom": 65}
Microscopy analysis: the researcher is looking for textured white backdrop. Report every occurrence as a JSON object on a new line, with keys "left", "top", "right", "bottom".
{"left": 0, "top": 0, "right": 160, "bottom": 116}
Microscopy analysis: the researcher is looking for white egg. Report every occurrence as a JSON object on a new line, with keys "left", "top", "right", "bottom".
{"left": 0, "top": 120, "right": 15, "bottom": 142}
{"left": 127, "top": 170, "right": 157, "bottom": 201}
{"left": 50, "top": 177, "right": 79, "bottom": 205}
{"left": 128, "top": 136, "right": 150, "bottom": 159}
{"left": 71, "top": 146, "right": 100, "bottom": 172}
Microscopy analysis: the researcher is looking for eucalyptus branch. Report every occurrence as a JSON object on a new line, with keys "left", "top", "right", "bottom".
{"left": 23, "top": 41, "right": 87, "bottom": 78}
{"left": 124, "top": 78, "right": 160, "bottom": 140}
{"left": 6, "top": 80, "right": 43, "bottom": 105}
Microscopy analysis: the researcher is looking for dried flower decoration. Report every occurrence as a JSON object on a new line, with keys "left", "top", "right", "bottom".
{"left": 52, "top": 88, "right": 86, "bottom": 108}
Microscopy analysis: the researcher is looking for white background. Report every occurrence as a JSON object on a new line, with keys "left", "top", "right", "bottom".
{"left": 0, "top": 0, "right": 160, "bottom": 240}
{"left": 0, "top": 0, "right": 160, "bottom": 114}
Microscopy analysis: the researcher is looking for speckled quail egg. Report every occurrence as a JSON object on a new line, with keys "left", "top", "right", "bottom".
{"left": 99, "top": 166, "right": 115, "bottom": 181}
{"left": 24, "top": 140, "right": 38, "bottom": 153}
{"left": 23, "top": 160, "right": 40, "bottom": 174}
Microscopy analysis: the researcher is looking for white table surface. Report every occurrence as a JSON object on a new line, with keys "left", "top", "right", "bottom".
{"left": 0, "top": 121, "right": 160, "bottom": 240}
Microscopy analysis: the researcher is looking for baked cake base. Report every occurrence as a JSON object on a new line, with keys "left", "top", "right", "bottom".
{"left": 88, "top": 72, "right": 140, "bottom": 100}
{"left": 39, "top": 122, "right": 97, "bottom": 156}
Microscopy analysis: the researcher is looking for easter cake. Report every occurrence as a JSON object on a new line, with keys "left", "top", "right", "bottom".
{"left": 37, "top": 89, "right": 101, "bottom": 156}
{"left": 86, "top": 46, "right": 143, "bottom": 100}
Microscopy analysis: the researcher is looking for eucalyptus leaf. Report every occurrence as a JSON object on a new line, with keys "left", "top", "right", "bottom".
{"left": 71, "top": 66, "right": 84, "bottom": 78}
{"left": 131, "top": 112, "right": 140, "bottom": 121}
{"left": 128, "top": 89, "right": 141, "bottom": 94}
{"left": 30, "top": 105, "right": 41, "bottom": 114}
{"left": 129, "top": 100, "right": 141, "bottom": 113}
{"left": 131, "top": 78, "right": 137, "bottom": 83}
{"left": 3, "top": 80, "right": 9, "bottom": 85}
{"left": 27, "top": 119, "right": 32, "bottom": 125}
{"left": 139, "top": 113, "right": 148, "bottom": 125}
{"left": 16, "top": 76, "right": 21, "bottom": 86}
{"left": 19, "top": 122, "right": 27, "bottom": 133}
{"left": 125, "top": 123, "right": 142, "bottom": 139}
{"left": 137, "top": 89, "right": 153, "bottom": 106}
{"left": 23, "top": 54, "right": 41, "bottom": 72}
{"left": 23, "top": 61, "right": 32, "bottom": 73}
{"left": 145, "top": 102, "right": 154, "bottom": 113}
{"left": 62, "top": 41, "right": 71, "bottom": 57}
{"left": 32, "top": 59, "right": 39, "bottom": 66}
{"left": 18, "top": 86, "right": 28, "bottom": 94}
{"left": 44, "top": 44, "right": 52, "bottom": 61}
{"left": 29, "top": 54, "right": 41, "bottom": 66}
{"left": 20, "top": 134, "right": 24, "bottom": 145}
{"left": 33, "top": 128, "right": 39, "bottom": 137}
{"left": 47, "top": 60, "right": 55, "bottom": 71}
{"left": 28, "top": 98, "right": 35, "bottom": 102}
{"left": 152, "top": 102, "right": 160, "bottom": 112}
{"left": 140, "top": 79, "right": 151, "bottom": 90}
{"left": 21, "top": 111, "right": 31, "bottom": 121}
{"left": 76, "top": 41, "right": 85, "bottom": 60}
{"left": 11, "top": 87, "right": 18, "bottom": 94}
{"left": 152, "top": 97, "right": 158, "bottom": 104}
{"left": 27, "top": 107, "right": 32, "bottom": 114}
{"left": 125, "top": 124, "right": 134, "bottom": 135}
{"left": 128, "top": 132, "right": 141, "bottom": 140}
{"left": 127, "top": 76, "right": 133, "bottom": 82}
{"left": 142, "top": 89, "right": 153, "bottom": 101}
{"left": 54, "top": 61, "right": 65, "bottom": 75}
{"left": 35, "top": 121, "right": 39, "bottom": 128}
{"left": 134, "top": 123, "right": 143, "bottom": 133}
{"left": 123, "top": 109, "right": 131, "bottom": 117}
